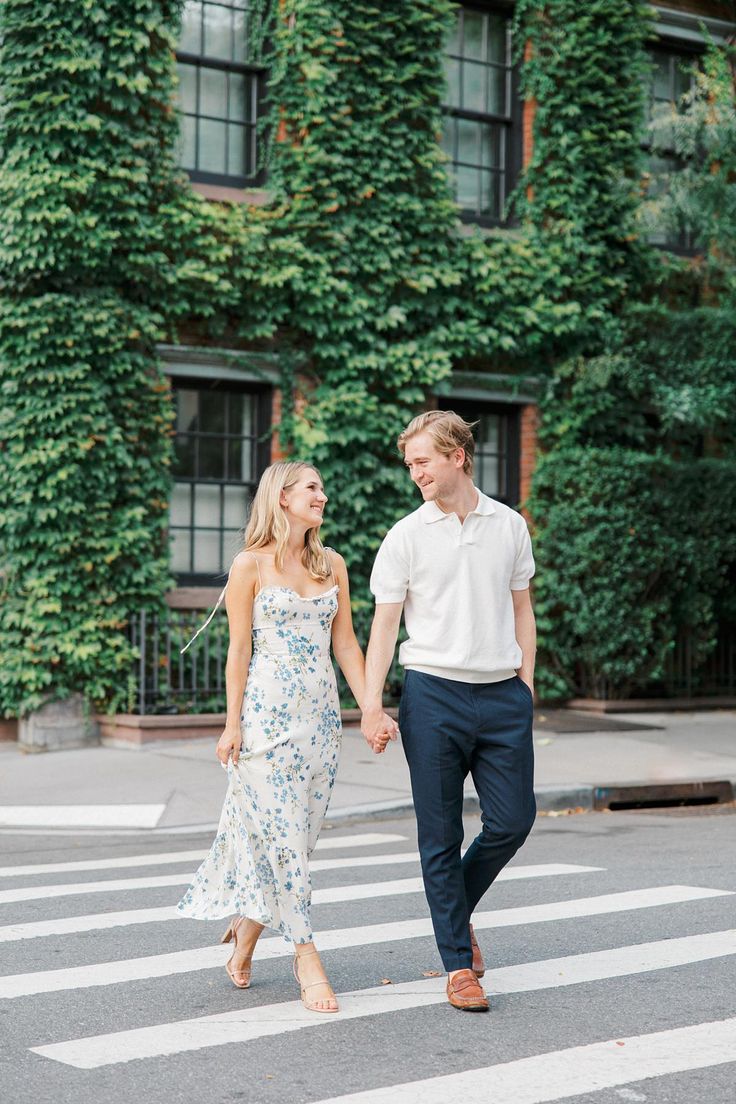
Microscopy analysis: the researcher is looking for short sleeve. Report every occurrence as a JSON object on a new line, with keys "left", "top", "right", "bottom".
{"left": 510, "top": 519, "right": 535, "bottom": 590}
{"left": 370, "top": 527, "right": 409, "bottom": 604}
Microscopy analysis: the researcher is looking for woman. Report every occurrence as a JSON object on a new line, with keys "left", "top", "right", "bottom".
{"left": 178, "top": 461, "right": 394, "bottom": 1013}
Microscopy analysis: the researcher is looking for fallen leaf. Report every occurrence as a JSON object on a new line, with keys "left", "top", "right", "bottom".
{"left": 380, "top": 978, "right": 393, "bottom": 985}
{"left": 422, "top": 970, "right": 442, "bottom": 977}
{"left": 616, "top": 1041, "right": 625, "bottom": 1047}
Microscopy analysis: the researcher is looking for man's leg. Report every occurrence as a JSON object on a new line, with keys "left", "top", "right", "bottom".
{"left": 399, "top": 671, "right": 474, "bottom": 972}
{"left": 462, "top": 676, "right": 536, "bottom": 915}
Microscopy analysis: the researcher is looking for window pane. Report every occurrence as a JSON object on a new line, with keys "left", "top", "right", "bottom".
{"left": 170, "top": 483, "right": 192, "bottom": 526}
{"left": 456, "top": 164, "right": 480, "bottom": 212}
{"left": 463, "top": 11, "right": 484, "bottom": 61}
{"left": 480, "top": 170, "right": 501, "bottom": 218}
{"left": 480, "top": 414, "right": 500, "bottom": 452}
{"left": 232, "top": 5, "right": 249, "bottom": 63}
{"left": 201, "top": 67, "right": 228, "bottom": 118}
{"left": 479, "top": 453, "right": 500, "bottom": 497}
{"left": 170, "top": 528, "right": 192, "bottom": 573}
{"left": 193, "top": 530, "right": 221, "bottom": 574}
{"left": 174, "top": 434, "right": 196, "bottom": 477}
{"left": 199, "top": 119, "right": 227, "bottom": 174}
{"left": 177, "top": 389, "right": 199, "bottom": 432}
{"left": 222, "top": 529, "right": 243, "bottom": 566}
{"left": 480, "top": 124, "right": 501, "bottom": 170}
{"left": 487, "top": 15, "right": 507, "bottom": 65}
{"left": 180, "top": 114, "right": 197, "bottom": 170}
{"left": 486, "top": 65, "right": 507, "bottom": 116}
{"left": 177, "top": 63, "right": 198, "bottom": 114}
{"left": 229, "top": 392, "right": 253, "bottom": 436}
{"left": 179, "top": 1, "right": 203, "bottom": 54}
{"left": 223, "top": 485, "right": 247, "bottom": 528}
{"left": 457, "top": 117, "right": 479, "bottom": 165}
{"left": 445, "top": 57, "right": 460, "bottom": 107}
{"left": 463, "top": 60, "right": 485, "bottom": 113}
{"left": 199, "top": 391, "right": 226, "bottom": 433}
{"left": 227, "top": 124, "right": 245, "bottom": 176}
{"left": 653, "top": 55, "right": 671, "bottom": 100}
{"left": 194, "top": 482, "right": 221, "bottom": 527}
{"left": 203, "top": 2, "right": 232, "bottom": 60}
{"left": 197, "top": 435, "right": 225, "bottom": 478}
{"left": 230, "top": 71, "right": 246, "bottom": 120}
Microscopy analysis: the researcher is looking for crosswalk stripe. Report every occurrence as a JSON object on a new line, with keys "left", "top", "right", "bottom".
{"left": 0, "top": 833, "right": 408, "bottom": 879}
{"left": 29, "top": 929, "right": 736, "bottom": 1068}
{"left": 0, "top": 885, "right": 728, "bottom": 999}
{"left": 309, "top": 1015, "right": 736, "bottom": 1104}
{"left": 0, "top": 805, "right": 167, "bottom": 829}
{"left": 0, "top": 860, "right": 602, "bottom": 907}
{"left": 0, "top": 865, "right": 602, "bottom": 943}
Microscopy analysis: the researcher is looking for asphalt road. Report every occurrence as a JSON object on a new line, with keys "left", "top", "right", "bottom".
{"left": 1, "top": 806, "right": 735, "bottom": 1104}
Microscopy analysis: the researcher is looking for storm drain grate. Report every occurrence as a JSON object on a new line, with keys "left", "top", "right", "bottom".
{"left": 593, "top": 780, "right": 734, "bottom": 812}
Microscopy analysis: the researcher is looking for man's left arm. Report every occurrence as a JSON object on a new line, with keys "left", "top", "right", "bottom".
{"left": 512, "top": 587, "right": 536, "bottom": 695}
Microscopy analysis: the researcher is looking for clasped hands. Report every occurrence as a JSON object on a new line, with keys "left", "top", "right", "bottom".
{"left": 360, "top": 707, "right": 399, "bottom": 755}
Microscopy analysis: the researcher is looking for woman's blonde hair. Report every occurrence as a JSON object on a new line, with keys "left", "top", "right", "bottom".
{"left": 397, "top": 410, "right": 477, "bottom": 475}
{"left": 243, "top": 461, "right": 331, "bottom": 580}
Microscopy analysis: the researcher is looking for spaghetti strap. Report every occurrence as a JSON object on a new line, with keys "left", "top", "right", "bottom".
{"left": 180, "top": 583, "right": 227, "bottom": 655}
{"left": 326, "top": 548, "right": 336, "bottom": 587}
{"left": 250, "top": 552, "right": 263, "bottom": 592}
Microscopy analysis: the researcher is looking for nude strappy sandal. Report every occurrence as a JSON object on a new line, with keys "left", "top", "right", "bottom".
{"left": 221, "top": 916, "right": 252, "bottom": 989}
{"left": 293, "top": 949, "right": 339, "bottom": 1013}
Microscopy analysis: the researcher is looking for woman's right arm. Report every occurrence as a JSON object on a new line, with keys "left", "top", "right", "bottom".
{"left": 215, "top": 553, "right": 258, "bottom": 766}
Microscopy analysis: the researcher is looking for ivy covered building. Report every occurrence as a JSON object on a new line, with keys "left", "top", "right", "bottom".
{"left": 1, "top": 1, "right": 735, "bottom": 744}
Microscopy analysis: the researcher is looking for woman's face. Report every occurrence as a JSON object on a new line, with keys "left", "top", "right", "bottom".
{"left": 281, "top": 468, "right": 328, "bottom": 529}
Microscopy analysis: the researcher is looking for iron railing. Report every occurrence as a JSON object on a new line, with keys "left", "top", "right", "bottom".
{"left": 127, "top": 611, "right": 736, "bottom": 714}
{"left": 127, "top": 609, "right": 228, "bottom": 715}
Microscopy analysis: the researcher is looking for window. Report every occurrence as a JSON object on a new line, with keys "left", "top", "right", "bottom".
{"left": 441, "top": 5, "right": 520, "bottom": 223}
{"left": 450, "top": 400, "right": 520, "bottom": 505}
{"left": 169, "top": 381, "right": 271, "bottom": 583}
{"left": 642, "top": 46, "right": 698, "bottom": 250}
{"left": 176, "top": 0, "right": 265, "bottom": 185}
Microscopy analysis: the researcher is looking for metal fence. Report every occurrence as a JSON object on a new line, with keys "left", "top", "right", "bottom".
{"left": 127, "top": 609, "right": 228, "bottom": 715}
{"left": 127, "top": 611, "right": 736, "bottom": 714}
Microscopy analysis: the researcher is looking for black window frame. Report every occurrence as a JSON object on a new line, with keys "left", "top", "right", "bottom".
{"left": 441, "top": 1, "right": 523, "bottom": 228}
{"left": 175, "top": 0, "right": 268, "bottom": 188}
{"left": 447, "top": 399, "right": 521, "bottom": 507}
{"left": 169, "top": 376, "right": 272, "bottom": 586}
{"left": 641, "top": 39, "right": 702, "bottom": 254}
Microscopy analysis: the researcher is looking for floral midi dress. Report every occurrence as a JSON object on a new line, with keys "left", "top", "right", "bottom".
{"left": 177, "top": 562, "right": 342, "bottom": 944}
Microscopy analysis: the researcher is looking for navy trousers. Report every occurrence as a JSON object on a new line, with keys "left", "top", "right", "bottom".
{"left": 399, "top": 670, "right": 536, "bottom": 972}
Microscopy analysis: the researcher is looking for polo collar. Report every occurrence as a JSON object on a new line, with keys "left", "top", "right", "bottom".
{"left": 420, "top": 488, "right": 496, "bottom": 523}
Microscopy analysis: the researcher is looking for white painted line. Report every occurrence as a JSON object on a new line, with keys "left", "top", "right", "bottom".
{"left": 0, "top": 858, "right": 601, "bottom": 905}
{"left": 314, "top": 833, "right": 407, "bottom": 851}
{"left": 309, "top": 1015, "right": 736, "bottom": 1104}
{"left": 0, "top": 851, "right": 207, "bottom": 879}
{"left": 0, "top": 835, "right": 406, "bottom": 879}
{"left": 29, "top": 929, "right": 736, "bottom": 1068}
{"left": 0, "top": 885, "right": 728, "bottom": 999}
{"left": 0, "top": 805, "right": 166, "bottom": 829}
{"left": 0, "top": 873, "right": 191, "bottom": 906}
{"left": 0, "top": 864, "right": 601, "bottom": 943}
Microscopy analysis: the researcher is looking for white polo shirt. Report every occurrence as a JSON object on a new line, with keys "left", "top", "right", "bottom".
{"left": 370, "top": 489, "right": 534, "bottom": 683}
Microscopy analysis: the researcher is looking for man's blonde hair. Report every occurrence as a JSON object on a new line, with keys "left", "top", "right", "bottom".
{"left": 397, "top": 410, "right": 477, "bottom": 475}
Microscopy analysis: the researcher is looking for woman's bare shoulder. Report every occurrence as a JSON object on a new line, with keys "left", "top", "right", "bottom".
{"left": 229, "top": 550, "right": 260, "bottom": 582}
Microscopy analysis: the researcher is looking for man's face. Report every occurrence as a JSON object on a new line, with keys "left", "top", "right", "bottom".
{"left": 403, "top": 431, "right": 466, "bottom": 502}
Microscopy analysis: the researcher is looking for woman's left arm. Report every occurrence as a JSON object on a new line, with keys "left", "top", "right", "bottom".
{"left": 329, "top": 551, "right": 368, "bottom": 709}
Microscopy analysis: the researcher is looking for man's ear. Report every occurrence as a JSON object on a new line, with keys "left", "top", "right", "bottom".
{"left": 455, "top": 448, "right": 466, "bottom": 469}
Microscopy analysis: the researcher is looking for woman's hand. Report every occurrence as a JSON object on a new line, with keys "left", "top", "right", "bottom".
{"left": 216, "top": 727, "right": 242, "bottom": 766}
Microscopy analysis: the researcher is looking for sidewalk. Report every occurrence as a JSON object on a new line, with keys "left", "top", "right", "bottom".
{"left": 0, "top": 710, "right": 734, "bottom": 831}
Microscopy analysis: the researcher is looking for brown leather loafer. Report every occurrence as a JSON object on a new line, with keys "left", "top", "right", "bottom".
{"left": 446, "top": 968, "right": 489, "bottom": 1012}
{"left": 469, "top": 923, "right": 485, "bottom": 978}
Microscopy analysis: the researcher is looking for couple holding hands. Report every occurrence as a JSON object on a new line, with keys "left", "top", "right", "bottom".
{"left": 178, "top": 410, "right": 537, "bottom": 1014}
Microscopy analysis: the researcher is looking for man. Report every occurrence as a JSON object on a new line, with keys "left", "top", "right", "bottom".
{"left": 361, "top": 410, "right": 537, "bottom": 1012}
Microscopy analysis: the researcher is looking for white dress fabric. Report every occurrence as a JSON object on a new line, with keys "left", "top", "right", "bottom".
{"left": 177, "top": 564, "right": 342, "bottom": 944}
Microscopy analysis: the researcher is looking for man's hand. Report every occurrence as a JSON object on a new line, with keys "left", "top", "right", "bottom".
{"left": 361, "top": 706, "right": 399, "bottom": 755}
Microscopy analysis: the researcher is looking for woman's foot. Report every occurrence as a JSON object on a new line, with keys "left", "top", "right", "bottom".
{"left": 221, "top": 916, "right": 264, "bottom": 989}
{"left": 293, "top": 945, "right": 339, "bottom": 1013}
